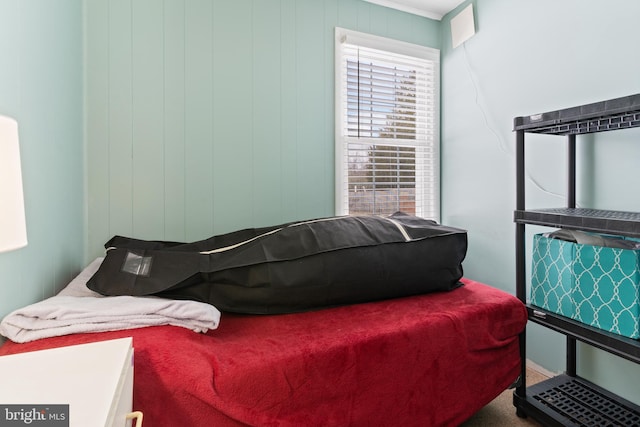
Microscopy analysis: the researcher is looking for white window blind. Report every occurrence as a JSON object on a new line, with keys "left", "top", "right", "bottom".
{"left": 335, "top": 28, "right": 440, "bottom": 220}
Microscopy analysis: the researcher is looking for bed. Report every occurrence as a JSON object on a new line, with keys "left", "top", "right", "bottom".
{"left": 0, "top": 276, "right": 526, "bottom": 427}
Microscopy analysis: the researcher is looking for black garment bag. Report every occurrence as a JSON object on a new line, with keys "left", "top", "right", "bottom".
{"left": 87, "top": 212, "right": 467, "bottom": 314}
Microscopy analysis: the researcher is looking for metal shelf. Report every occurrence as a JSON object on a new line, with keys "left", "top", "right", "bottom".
{"left": 514, "top": 93, "right": 640, "bottom": 135}
{"left": 514, "top": 374, "right": 640, "bottom": 427}
{"left": 527, "top": 305, "right": 640, "bottom": 364}
{"left": 514, "top": 93, "right": 640, "bottom": 427}
{"left": 514, "top": 208, "right": 640, "bottom": 238}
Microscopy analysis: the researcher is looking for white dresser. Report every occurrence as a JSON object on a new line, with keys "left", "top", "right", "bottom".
{"left": 0, "top": 337, "right": 135, "bottom": 427}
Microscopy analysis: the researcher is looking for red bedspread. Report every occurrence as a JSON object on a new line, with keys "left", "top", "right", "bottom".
{"left": 0, "top": 278, "right": 526, "bottom": 427}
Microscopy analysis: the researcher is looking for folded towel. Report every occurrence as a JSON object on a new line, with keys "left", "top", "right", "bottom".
{"left": 0, "top": 258, "right": 220, "bottom": 343}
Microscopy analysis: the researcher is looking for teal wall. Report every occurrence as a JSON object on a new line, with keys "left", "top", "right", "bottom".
{"left": 440, "top": 0, "right": 640, "bottom": 404}
{"left": 84, "top": 0, "right": 441, "bottom": 259}
{"left": 0, "top": 1, "right": 84, "bottom": 321}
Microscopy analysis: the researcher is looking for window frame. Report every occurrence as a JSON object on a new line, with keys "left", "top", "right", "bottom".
{"left": 334, "top": 27, "right": 440, "bottom": 221}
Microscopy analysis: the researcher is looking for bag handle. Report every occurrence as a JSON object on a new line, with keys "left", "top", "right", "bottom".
{"left": 546, "top": 229, "right": 640, "bottom": 249}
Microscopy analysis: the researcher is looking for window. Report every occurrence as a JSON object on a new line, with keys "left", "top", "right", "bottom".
{"left": 335, "top": 28, "right": 440, "bottom": 220}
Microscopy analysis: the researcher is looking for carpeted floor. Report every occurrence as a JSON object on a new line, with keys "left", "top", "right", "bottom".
{"left": 460, "top": 366, "right": 548, "bottom": 426}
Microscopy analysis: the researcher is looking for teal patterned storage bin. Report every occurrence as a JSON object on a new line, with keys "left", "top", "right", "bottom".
{"left": 531, "top": 234, "right": 575, "bottom": 318}
{"left": 530, "top": 232, "right": 640, "bottom": 339}
{"left": 573, "top": 243, "right": 640, "bottom": 338}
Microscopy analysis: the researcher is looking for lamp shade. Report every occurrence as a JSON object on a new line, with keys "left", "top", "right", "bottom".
{"left": 0, "top": 114, "right": 27, "bottom": 253}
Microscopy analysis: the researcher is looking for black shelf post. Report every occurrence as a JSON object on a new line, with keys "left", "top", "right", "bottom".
{"left": 567, "top": 134, "right": 576, "bottom": 208}
{"left": 566, "top": 133, "right": 577, "bottom": 378}
{"left": 515, "top": 128, "right": 527, "bottom": 402}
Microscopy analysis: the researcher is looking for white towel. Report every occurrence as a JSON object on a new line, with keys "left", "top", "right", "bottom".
{"left": 0, "top": 258, "right": 221, "bottom": 343}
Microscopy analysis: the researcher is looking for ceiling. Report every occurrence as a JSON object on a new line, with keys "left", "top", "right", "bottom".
{"left": 362, "top": 0, "right": 466, "bottom": 20}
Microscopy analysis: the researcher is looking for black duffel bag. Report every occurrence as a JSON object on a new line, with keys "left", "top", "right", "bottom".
{"left": 87, "top": 212, "right": 467, "bottom": 314}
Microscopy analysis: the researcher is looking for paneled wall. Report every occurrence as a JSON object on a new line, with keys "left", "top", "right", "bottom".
{"left": 85, "top": 0, "right": 441, "bottom": 258}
